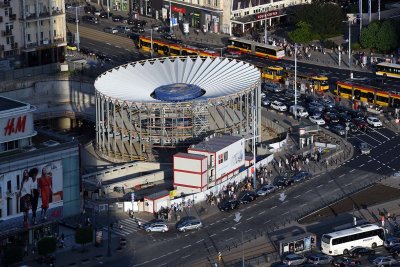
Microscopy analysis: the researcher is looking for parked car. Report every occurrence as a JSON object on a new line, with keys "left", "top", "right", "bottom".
{"left": 131, "top": 26, "right": 145, "bottom": 33}
{"left": 359, "top": 142, "right": 370, "bottom": 155}
{"left": 112, "top": 15, "right": 124, "bottom": 22}
{"left": 271, "top": 101, "right": 287, "bottom": 112}
{"left": 385, "top": 237, "right": 400, "bottom": 248}
{"left": 67, "top": 16, "right": 79, "bottom": 23}
{"left": 323, "top": 112, "right": 339, "bottom": 124}
{"left": 81, "top": 15, "right": 99, "bottom": 24}
{"left": 238, "top": 191, "right": 258, "bottom": 204}
{"left": 144, "top": 221, "right": 168, "bottom": 232}
{"left": 115, "top": 25, "right": 131, "bottom": 33}
{"left": 256, "top": 184, "right": 276, "bottom": 196}
{"left": 307, "top": 107, "right": 323, "bottom": 117}
{"left": 219, "top": 200, "right": 240, "bottom": 211}
{"left": 84, "top": 5, "right": 96, "bottom": 14}
{"left": 307, "top": 254, "right": 333, "bottom": 265}
{"left": 262, "top": 99, "right": 271, "bottom": 107}
{"left": 99, "top": 11, "right": 113, "bottom": 18}
{"left": 390, "top": 245, "right": 400, "bottom": 258}
{"left": 308, "top": 115, "right": 325, "bottom": 125}
{"left": 320, "top": 98, "right": 334, "bottom": 108}
{"left": 151, "top": 23, "right": 162, "bottom": 31}
{"left": 307, "top": 101, "right": 325, "bottom": 112}
{"left": 330, "top": 124, "right": 346, "bottom": 136}
{"left": 372, "top": 256, "right": 397, "bottom": 266}
{"left": 103, "top": 26, "right": 118, "bottom": 34}
{"left": 176, "top": 217, "right": 202, "bottom": 232}
{"left": 367, "top": 116, "right": 382, "bottom": 127}
{"left": 290, "top": 171, "right": 311, "bottom": 183}
{"left": 66, "top": 43, "right": 77, "bottom": 51}
{"left": 338, "top": 113, "right": 352, "bottom": 123}
{"left": 332, "top": 257, "right": 361, "bottom": 266}
{"left": 282, "top": 253, "right": 307, "bottom": 266}
{"left": 273, "top": 176, "right": 293, "bottom": 189}
{"left": 348, "top": 246, "right": 375, "bottom": 258}
{"left": 263, "top": 82, "right": 283, "bottom": 93}
{"left": 352, "top": 118, "right": 368, "bottom": 131}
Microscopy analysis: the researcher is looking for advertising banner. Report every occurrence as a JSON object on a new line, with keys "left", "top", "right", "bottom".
{"left": 0, "top": 112, "right": 35, "bottom": 143}
{"left": 0, "top": 160, "right": 63, "bottom": 228}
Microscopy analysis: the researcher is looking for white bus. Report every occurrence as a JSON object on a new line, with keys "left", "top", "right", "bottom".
{"left": 321, "top": 224, "right": 385, "bottom": 256}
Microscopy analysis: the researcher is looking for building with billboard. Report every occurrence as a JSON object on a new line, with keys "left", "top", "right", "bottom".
{"left": 94, "top": 56, "right": 261, "bottom": 162}
{"left": 173, "top": 135, "right": 245, "bottom": 194}
{"left": 0, "top": 96, "right": 80, "bottom": 249}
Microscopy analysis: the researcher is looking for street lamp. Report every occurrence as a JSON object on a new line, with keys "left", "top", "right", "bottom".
{"left": 264, "top": 19, "right": 268, "bottom": 45}
{"left": 294, "top": 43, "right": 298, "bottom": 120}
{"left": 102, "top": 184, "right": 112, "bottom": 257}
{"left": 150, "top": 28, "right": 153, "bottom": 58}
{"left": 75, "top": 7, "right": 80, "bottom": 51}
{"left": 342, "top": 18, "right": 359, "bottom": 79}
{"left": 169, "top": 0, "right": 173, "bottom": 34}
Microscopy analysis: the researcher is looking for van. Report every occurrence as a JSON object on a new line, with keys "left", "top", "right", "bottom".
{"left": 290, "top": 105, "right": 308, "bottom": 118}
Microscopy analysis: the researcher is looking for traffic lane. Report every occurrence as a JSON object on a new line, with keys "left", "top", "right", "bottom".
{"left": 347, "top": 127, "right": 393, "bottom": 149}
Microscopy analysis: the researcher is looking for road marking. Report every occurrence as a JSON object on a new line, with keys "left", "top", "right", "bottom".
{"left": 210, "top": 234, "right": 217, "bottom": 237}
{"left": 333, "top": 188, "right": 340, "bottom": 191}
{"left": 305, "top": 189, "right": 312, "bottom": 193}
{"left": 234, "top": 222, "right": 241, "bottom": 227}
{"left": 271, "top": 205, "right": 277, "bottom": 209}
{"left": 349, "top": 169, "right": 356, "bottom": 173}
{"left": 317, "top": 184, "right": 323, "bottom": 188}
{"left": 106, "top": 42, "right": 112, "bottom": 45}
{"left": 301, "top": 203, "right": 307, "bottom": 206}
{"left": 372, "top": 129, "right": 391, "bottom": 140}
{"left": 210, "top": 223, "right": 215, "bottom": 226}
{"left": 181, "top": 254, "right": 191, "bottom": 259}
{"left": 328, "top": 179, "right": 334, "bottom": 183}
{"left": 196, "top": 239, "right": 204, "bottom": 244}
{"left": 368, "top": 159, "right": 373, "bottom": 162}
{"left": 264, "top": 220, "right": 271, "bottom": 224}
{"left": 226, "top": 237, "right": 233, "bottom": 242}
{"left": 245, "top": 229, "right": 253, "bottom": 233}
{"left": 174, "top": 249, "right": 180, "bottom": 253}
{"left": 259, "top": 210, "right": 266, "bottom": 214}
{"left": 246, "top": 216, "right": 254, "bottom": 221}
{"left": 184, "top": 234, "right": 189, "bottom": 237}
{"left": 294, "top": 194, "right": 301, "bottom": 198}
{"left": 183, "top": 245, "right": 191, "bottom": 249}
{"left": 222, "top": 227, "right": 229, "bottom": 232}
{"left": 345, "top": 182, "right": 352, "bottom": 187}
{"left": 339, "top": 174, "right": 345, "bottom": 178}
{"left": 359, "top": 164, "right": 365, "bottom": 167}
{"left": 282, "top": 211, "right": 289, "bottom": 215}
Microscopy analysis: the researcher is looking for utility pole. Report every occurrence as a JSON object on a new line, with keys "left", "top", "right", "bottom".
{"left": 359, "top": 0, "right": 362, "bottom": 36}
{"left": 368, "top": 0, "right": 371, "bottom": 23}
{"left": 106, "top": 186, "right": 111, "bottom": 257}
{"left": 252, "top": 105, "right": 257, "bottom": 189}
{"left": 378, "top": 0, "right": 381, "bottom": 20}
{"left": 294, "top": 43, "right": 298, "bottom": 120}
{"left": 150, "top": 28, "right": 153, "bottom": 58}
{"left": 348, "top": 21, "right": 352, "bottom": 79}
{"left": 75, "top": 7, "right": 80, "bottom": 51}
{"left": 169, "top": 0, "right": 173, "bottom": 34}
{"left": 107, "top": 0, "right": 110, "bottom": 19}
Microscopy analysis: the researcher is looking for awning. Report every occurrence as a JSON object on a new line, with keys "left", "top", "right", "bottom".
{"left": 170, "top": 0, "right": 223, "bottom": 13}
{"left": 231, "top": 9, "right": 287, "bottom": 24}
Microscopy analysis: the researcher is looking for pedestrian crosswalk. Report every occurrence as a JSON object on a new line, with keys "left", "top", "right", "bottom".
{"left": 103, "top": 217, "right": 148, "bottom": 237}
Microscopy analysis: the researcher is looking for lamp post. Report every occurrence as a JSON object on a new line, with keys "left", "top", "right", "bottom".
{"left": 150, "top": 28, "right": 153, "bottom": 58}
{"left": 378, "top": 0, "right": 381, "bottom": 20}
{"left": 342, "top": 20, "right": 352, "bottom": 79}
{"left": 294, "top": 43, "right": 298, "bottom": 120}
{"left": 107, "top": 0, "right": 110, "bottom": 19}
{"left": 169, "top": 0, "right": 173, "bottom": 34}
{"left": 244, "top": 106, "right": 260, "bottom": 189}
{"left": 264, "top": 19, "right": 268, "bottom": 45}
{"left": 75, "top": 7, "right": 80, "bottom": 51}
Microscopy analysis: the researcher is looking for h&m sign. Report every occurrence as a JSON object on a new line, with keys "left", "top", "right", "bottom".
{"left": 4, "top": 115, "right": 27, "bottom": 136}
{"left": 0, "top": 112, "right": 34, "bottom": 142}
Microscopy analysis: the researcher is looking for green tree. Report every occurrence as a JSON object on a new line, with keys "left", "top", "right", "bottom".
{"left": 376, "top": 20, "right": 398, "bottom": 52}
{"left": 75, "top": 226, "right": 93, "bottom": 250}
{"left": 2, "top": 246, "right": 23, "bottom": 266}
{"left": 288, "top": 21, "right": 315, "bottom": 44}
{"left": 37, "top": 237, "right": 57, "bottom": 256}
{"left": 360, "top": 21, "right": 380, "bottom": 48}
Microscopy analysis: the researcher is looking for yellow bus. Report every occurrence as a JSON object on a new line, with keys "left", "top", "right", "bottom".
{"left": 335, "top": 80, "right": 400, "bottom": 107}
{"left": 227, "top": 37, "right": 285, "bottom": 60}
{"left": 283, "top": 70, "right": 329, "bottom": 92}
{"left": 261, "top": 66, "right": 285, "bottom": 82}
{"left": 375, "top": 62, "right": 400, "bottom": 79}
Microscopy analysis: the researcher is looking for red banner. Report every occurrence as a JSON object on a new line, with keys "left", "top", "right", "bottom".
{"left": 172, "top": 6, "right": 186, "bottom": 14}
{"left": 254, "top": 10, "right": 280, "bottom": 20}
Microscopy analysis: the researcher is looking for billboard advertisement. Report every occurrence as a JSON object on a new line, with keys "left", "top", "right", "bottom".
{"left": 216, "top": 138, "right": 245, "bottom": 179}
{"left": 0, "top": 112, "right": 36, "bottom": 143}
{"left": 0, "top": 160, "right": 63, "bottom": 228}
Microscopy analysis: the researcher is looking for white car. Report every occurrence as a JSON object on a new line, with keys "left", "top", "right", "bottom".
{"left": 270, "top": 101, "right": 287, "bottom": 112}
{"left": 144, "top": 222, "right": 169, "bottom": 233}
{"left": 256, "top": 184, "right": 276, "bottom": 196}
{"left": 366, "top": 116, "right": 382, "bottom": 127}
{"left": 309, "top": 115, "right": 325, "bottom": 125}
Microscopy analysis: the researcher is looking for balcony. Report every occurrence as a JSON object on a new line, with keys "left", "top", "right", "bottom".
{"left": 11, "top": 42, "right": 18, "bottom": 49}
{"left": 54, "top": 36, "right": 65, "bottom": 43}
{"left": 51, "top": 7, "right": 64, "bottom": 15}
{"left": 39, "top": 11, "right": 50, "bottom": 18}
{"left": 24, "top": 13, "right": 38, "bottom": 20}
{"left": 9, "top": 14, "right": 16, "bottom": 20}
{"left": 0, "top": 1, "right": 10, "bottom": 8}
{"left": 1, "top": 29, "right": 12, "bottom": 36}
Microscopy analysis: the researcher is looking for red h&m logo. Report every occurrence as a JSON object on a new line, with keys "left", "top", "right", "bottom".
{"left": 4, "top": 115, "right": 27, "bottom": 136}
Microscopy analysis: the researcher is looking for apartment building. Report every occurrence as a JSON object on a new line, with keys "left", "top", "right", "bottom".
{"left": 0, "top": 0, "right": 66, "bottom": 68}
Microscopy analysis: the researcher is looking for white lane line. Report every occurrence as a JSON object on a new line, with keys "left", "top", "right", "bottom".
{"left": 234, "top": 222, "right": 241, "bottom": 227}
{"left": 226, "top": 237, "right": 233, "bottom": 242}
{"left": 259, "top": 210, "right": 266, "bottom": 215}
{"left": 345, "top": 182, "right": 353, "bottom": 187}
{"left": 174, "top": 249, "right": 180, "bottom": 253}
{"left": 294, "top": 194, "right": 301, "bottom": 198}
{"left": 246, "top": 216, "right": 254, "bottom": 221}
{"left": 339, "top": 174, "right": 345, "bottom": 178}
{"left": 372, "top": 129, "right": 391, "bottom": 140}
{"left": 184, "top": 234, "right": 189, "bottom": 237}
{"left": 282, "top": 211, "right": 289, "bottom": 215}
{"left": 183, "top": 245, "right": 191, "bottom": 249}
{"left": 245, "top": 229, "right": 253, "bottom": 233}
{"left": 305, "top": 189, "right": 312, "bottom": 193}
{"left": 317, "top": 184, "right": 323, "bottom": 188}
{"left": 359, "top": 164, "right": 365, "bottom": 167}
{"left": 106, "top": 42, "right": 112, "bottom": 45}
{"left": 271, "top": 205, "right": 277, "bottom": 209}
{"left": 333, "top": 188, "right": 340, "bottom": 191}
{"left": 181, "top": 254, "right": 191, "bottom": 259}
{"left": 222, "top": 228, "right": 229, "bottom": 232}
{"left": 328, "top": 179, "right": 334, "bottom": 183}
{"left": 368, "top": 159, "right": 373, "bottom": 162}
{"left": 196, "top": 239, "right": 204, "bottom": 244}
{"left": 349, "top": 169, "right": 356, "bottom": 173}
{"left": 210, "top": 234, "right": 217, "bottom": 237}
{"left": 264, "top": 219, "right": 271, "bottom": 224}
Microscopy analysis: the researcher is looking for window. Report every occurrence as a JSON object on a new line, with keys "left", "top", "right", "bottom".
{"left": 218, "top": 154, "right": 223, "bottom": 164}
{"left": 40, "top": 21, "right": 44, "bottom": 26}
{"left": 214, "top": 0, "right": 218, "bottom": 6}
{"left": 27, "top": 34, "right": 31, "bottom": 42}
{"left": 224, "top": 151, "right": 228, "bottom": 161}
{"left": 5, "top": 8, "right": 8, "bottom": 16}
{"left": 7, "top": 181, "right": 11, "bottom": 193}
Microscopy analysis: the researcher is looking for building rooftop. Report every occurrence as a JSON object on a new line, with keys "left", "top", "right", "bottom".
{"left": 144, "top": 190, "right": 170, "bottom": 200}
{"left": 190, "top": 135, "right": 243, "bottom": 153}
{"left": 174, "top": 152, "right": 206, "bottom": 160}
{"left": 0, "top": 96, "right": 28, "bottom": 113}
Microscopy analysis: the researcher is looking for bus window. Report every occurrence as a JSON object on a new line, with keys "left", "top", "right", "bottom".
{"left": 255, "top": 46, "right": 276, "bottom": 56}
{"left": 232, "top": 41, "right": 251, "bottom": 51}
{"left": 376, "top": 95, "right": 389, "bottom": 103}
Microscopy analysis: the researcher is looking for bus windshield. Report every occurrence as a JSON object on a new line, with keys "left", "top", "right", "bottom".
{"left": 321, "top": 235, "right": 331, "bottom": 244}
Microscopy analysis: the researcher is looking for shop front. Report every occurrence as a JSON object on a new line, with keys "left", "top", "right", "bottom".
{"left": 164, "top": 1, "right": 223, "bottom": 33}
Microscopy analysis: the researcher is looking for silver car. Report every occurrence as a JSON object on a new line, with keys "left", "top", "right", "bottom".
{"left": 256, "top": 184, "right": 276, "bottom": 196}
{"left": 144, "top": 222, "right": 168, "bottom": 233}
{"left": 176, "top": 219, "right": 202, "bottom": 232}
{"left": 359, "top": 142, "right": 370, "bottom": 155}
{"left": 282, "top": 254, "right": 307, "bottom": 266}
{"left": 307, "top": 254, "right": 333, "bottom": 264}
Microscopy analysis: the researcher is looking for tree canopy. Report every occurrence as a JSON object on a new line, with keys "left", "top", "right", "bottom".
{"left": 360, "top": 19, "right": 400, "bottom": 52}
{"left": 288, "top": 21, "right": 316, "bottom": 44}
{"left": 289, "top": 1, "right": 346, "bottom": 41}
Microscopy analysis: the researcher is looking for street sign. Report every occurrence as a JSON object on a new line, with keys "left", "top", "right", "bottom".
{"left": 172, "top": 18, "right": 178, "bottom": 26}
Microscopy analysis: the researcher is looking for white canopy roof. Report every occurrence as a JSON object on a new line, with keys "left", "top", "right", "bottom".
{"left": 94, "top": 56, "right": 260, "bottom": 103}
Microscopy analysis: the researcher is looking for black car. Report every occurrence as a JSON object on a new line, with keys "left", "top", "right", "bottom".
{"left": 81, "top": 15, "right": 99, "bottom": 24}
{"left": 84, "top": 5, "right": 96, "bottom": 14}
{"left": 238, "top": 191, "right": 257, "bottom": 204}
{"left": 99, "top": 11, "right": 113, "bottom": 18}
{"left": 67, "top": 16, "right": 79, "bottom": 23}
{"left": 348, "top": 246, "right": 375, "bottom": 258}
{"left": 332, "top": 257, "right": 361, "bottom": 266}
{"left": 337, "top": 113, "right": 352, "bottom": 123}
{"left": 131, "top": 26, "right": 145, "bottom": 33}
{"left": 323, "top": 112, "right": 339, "bottom": 124}
{"left": 273, "top": 176, "right": 293, "bottom": 188}
{"left": 219, "top": 200, "right": 240, "bottom": 211}
{"left": 112, "top": 15, "right": 124, "bottom": 22}
{"left": 307, "top": 107, "right": 323, "bottom": 117}
{"left": 290, "top": 171, "right": 311, "bottom": 183}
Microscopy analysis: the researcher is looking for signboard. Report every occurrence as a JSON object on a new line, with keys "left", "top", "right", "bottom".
{"left": 215, "top": 138, "right": 245, "bottom": 179}
{"left": 0, "top": 112, "right": 35, "bottom": 143}
{"left": 172, "top": 6, "right": 186, "bottom": 14}
{"left": 254, "top": 10, "right": 280, "bottom": 20}
{"left": 172, "top": 18, "right": 178, "bottom": 26}
{"left": 162, "top": 8, "right": 168, "bottom": 19}
{"left": 95, "top": 230, "right": 103, "bottom": 246}
{"left": 0, "top": 160, "right": 64, "bottom": 228}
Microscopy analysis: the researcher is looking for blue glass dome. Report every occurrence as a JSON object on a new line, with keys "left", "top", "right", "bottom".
{"left": 151, "top": 83, "right": 206, "bottom": 102}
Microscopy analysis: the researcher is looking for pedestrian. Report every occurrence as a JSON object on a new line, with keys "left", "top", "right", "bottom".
{"left": 24, "top": 244, "right": 28, "bottom": 257}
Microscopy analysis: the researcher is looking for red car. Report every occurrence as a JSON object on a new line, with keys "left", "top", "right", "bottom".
{"left": 352, "top": 118, "right": 368, "bottom": 131}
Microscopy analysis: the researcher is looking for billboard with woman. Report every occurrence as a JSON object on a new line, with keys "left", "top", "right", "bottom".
{"left": 0, "top": 160, "right": 63, "bottom": 228}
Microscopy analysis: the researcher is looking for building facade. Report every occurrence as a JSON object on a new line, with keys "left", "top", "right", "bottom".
{"left": 0, "top": 0, "right": 67, "bottom": 68}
